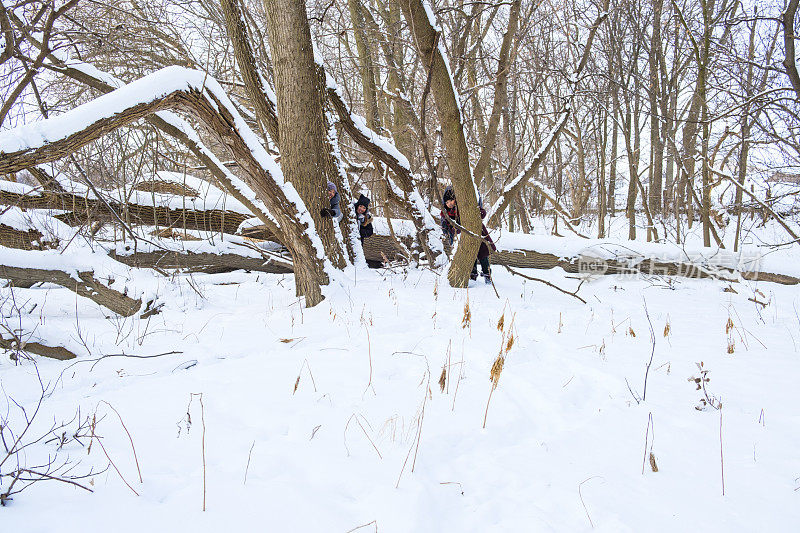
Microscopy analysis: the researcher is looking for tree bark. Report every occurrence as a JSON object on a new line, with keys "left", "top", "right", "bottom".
{"left": 0, "top": 337, "right": 77, "bottom": 360}
{"left": 647, "top": 0, "right": 664, "bottom": 214}
{"left": 0, "top": 187, "right": 251, "bottom": 235}
{"left": 348, "top": 0, "right": 381, "bottom": 132}
{"left": 399, "top": 0, "right": 481, "bottom": 287}
{"left": 220, "top": 0, "right": 280, "bottom": 145}
{"left": 110, "top": 250, "right": 292, "bottom": 274}
{"left": 264, "top": 0, "right": 346, "bottom": 294}
{"left": 782, "top": 0, "right": 800, "bottom": 99}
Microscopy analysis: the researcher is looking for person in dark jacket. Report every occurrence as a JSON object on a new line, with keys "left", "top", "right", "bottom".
{"left": 439, "top": 186, "right": 496, "bottom": 283}
{"left": 320, "top": 181, "right": 343, "bottom": 223}
{"left": 441, "top": 186, "right": 458, "bottom": 244}
{"left": 354, "top": 194, "right": 374, "bottom": 241}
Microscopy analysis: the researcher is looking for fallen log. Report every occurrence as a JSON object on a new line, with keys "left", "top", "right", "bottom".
{"left": 227, "top": 226, "right": 800, "bottom": 285}
{"left": 0, "top": 336, "right": 77, "bottom": 360}
{"left": 0, "top": 187, "right": 250, "bottom": 235}
{"left": 2, "top": 206, "right": 796, "bottom": 287}
{"left": 0, "top": 264, "right": 144, "bottom": 316}
{"left": 110, "top": 250, "right": 292, "bottom": 275}
{"left": 0, "top": 223, "right": 52, "bottom": 250}
{"left": 490, "top": 248, "right": 800, "bottom": 285}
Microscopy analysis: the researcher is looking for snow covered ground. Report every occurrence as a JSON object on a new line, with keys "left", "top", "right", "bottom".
{"left": 1, "top": 230, "right": 799, "bottom": 531}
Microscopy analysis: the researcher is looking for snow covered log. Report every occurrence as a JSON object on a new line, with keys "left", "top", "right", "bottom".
{"left": 0, "top": 187, "right": 251, "bottom": 235}
{"left": 0, "top": 223, "right": 52, "bottom": 250}
{"left": 109, "top": 250, "right": 292, "bottom": 275}
{"left": 0, "top": 264, "right": 145, "bottom": 316}
{"left": 491, "top": 248, "right": 799, "bottom": 285}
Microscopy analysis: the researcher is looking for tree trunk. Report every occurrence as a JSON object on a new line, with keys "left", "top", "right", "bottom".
{"left": 264, "top": 0, "right": 346, "bottom": 303}
{"left": 399, "top": 0, "right": 481, "bottom": 287}
{"left": 0, "top": 262, "right": 146, "bottom": 317}
{"left": 348, "top": 0, "right": 381, "bottom": 132}
{"left": 220, "top": 0, "right": 280, "bottom": 145}
{"left": 648, "top": 0, "right": 664, "bottom": 215}
{"left": 472, "top": 0, "right": 521, "bottom": 185}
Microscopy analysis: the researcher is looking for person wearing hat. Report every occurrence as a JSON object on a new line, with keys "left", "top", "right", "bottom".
{"left": 320, "top": 181, "right": 343, "bottom": 223}
{"left": 439, "top": 186, "right": 496, "bottom": 283}
{"left": 354, "top": 193, "right": 374, "bottom": 241}
{"left": 440, "top": 186, "right": 458, "bottom": 245}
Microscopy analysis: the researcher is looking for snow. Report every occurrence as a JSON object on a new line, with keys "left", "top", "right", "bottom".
{"left": 0, "top": 66, "right": 327, "bottom": 269}
{"left": 1, "top": 237, "right": 799, "bottom": 531}
{"left": 0, "top": 179, "right": 40, "bottom": 196}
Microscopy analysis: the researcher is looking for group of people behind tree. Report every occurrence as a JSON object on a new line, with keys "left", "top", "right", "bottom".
{"left": 320, "top": 181, "right": 374, "bottom": 241}
{"left": 321, "top": 182, "right": 494, "bottom": 282}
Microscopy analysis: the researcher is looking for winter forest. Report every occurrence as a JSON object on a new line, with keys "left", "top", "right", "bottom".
{"left": 1, "top": 0, "right": 799, "bottom": 529}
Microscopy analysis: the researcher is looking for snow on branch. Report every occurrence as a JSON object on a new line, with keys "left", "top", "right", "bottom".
{"left": 0, "top": 65, "right": 329, "bottom": 266}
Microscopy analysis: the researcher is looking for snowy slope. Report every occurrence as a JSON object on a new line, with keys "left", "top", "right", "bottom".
{"left": 1, "top": 253, "right": 799, "bottom": 531}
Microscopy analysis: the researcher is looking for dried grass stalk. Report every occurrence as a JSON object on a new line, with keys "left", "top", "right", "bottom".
{"left": 490, "top": 354, "right": 505, "bottom": 390}
{"left": 462, "top": 299, "right": 471, "bottom": 329}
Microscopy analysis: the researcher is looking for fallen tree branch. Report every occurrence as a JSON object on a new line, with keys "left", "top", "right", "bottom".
{"left": 0, "top": 65, "right": 331, "bottom": 304}
{"left": 0, "top": 263, "right": 144, "bottom": 316}
{"left": 502, "top": 264, "right": 587, "bottom": 303}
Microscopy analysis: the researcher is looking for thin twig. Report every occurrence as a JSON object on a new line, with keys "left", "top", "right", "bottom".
{"left": 578, "top": 476, "right": 602, "bottom": 528}
{"left": 243, "top": 440, "right": 255, "bottom": 485}
{"left": 641, "top": 298, "right": 656, "bottom": 402}
{"left": 344, "top": 520, "right": 378, "bottom": 533}
{"left": 720, "top": 404, "right": 725, "bottom": 496}
{"left": 81, "top": 350, "right": 183, "bottom": 371}
{"left": 198, "top": 394, "right": 207, "bottom": 511}
{"left": 641, "top": 412, "right": 653, "bottom": 475}
{"left": 92, "top": 430, "right": 139, "bottom": 496}
{"left": 15, "top": 468, "right": 94, "bottom": 493}
{"left": 97, "top": 401, "right": 142, "bottom": 483}
{"left": 364, "top": 326, "right": 373, "bottom": 395}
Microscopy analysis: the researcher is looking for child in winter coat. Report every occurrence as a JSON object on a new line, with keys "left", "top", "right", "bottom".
{"left": 441, "top": 186, "right": 459, "bottom": 245}
{"left": 320, "top": 181, "right": 343, "bottom": 223}
{"left": 354, "top": 194, "right": 374, "bottom": 241}
{"left": 439, "top": 186, "right": 496, "bottom": 283}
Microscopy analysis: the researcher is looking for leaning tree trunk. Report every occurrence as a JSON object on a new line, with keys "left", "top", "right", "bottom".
{"left": 472, "top": 0, "right": 521, "bottom": 185}
{"left": 348, "top": 0, "right": 381, "bottom": 132}
{"left": 399, "top": 0, "right": 482, "bottom": 288}
{"left": 0, "top": 69, "right": 330, "bottom": 306}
